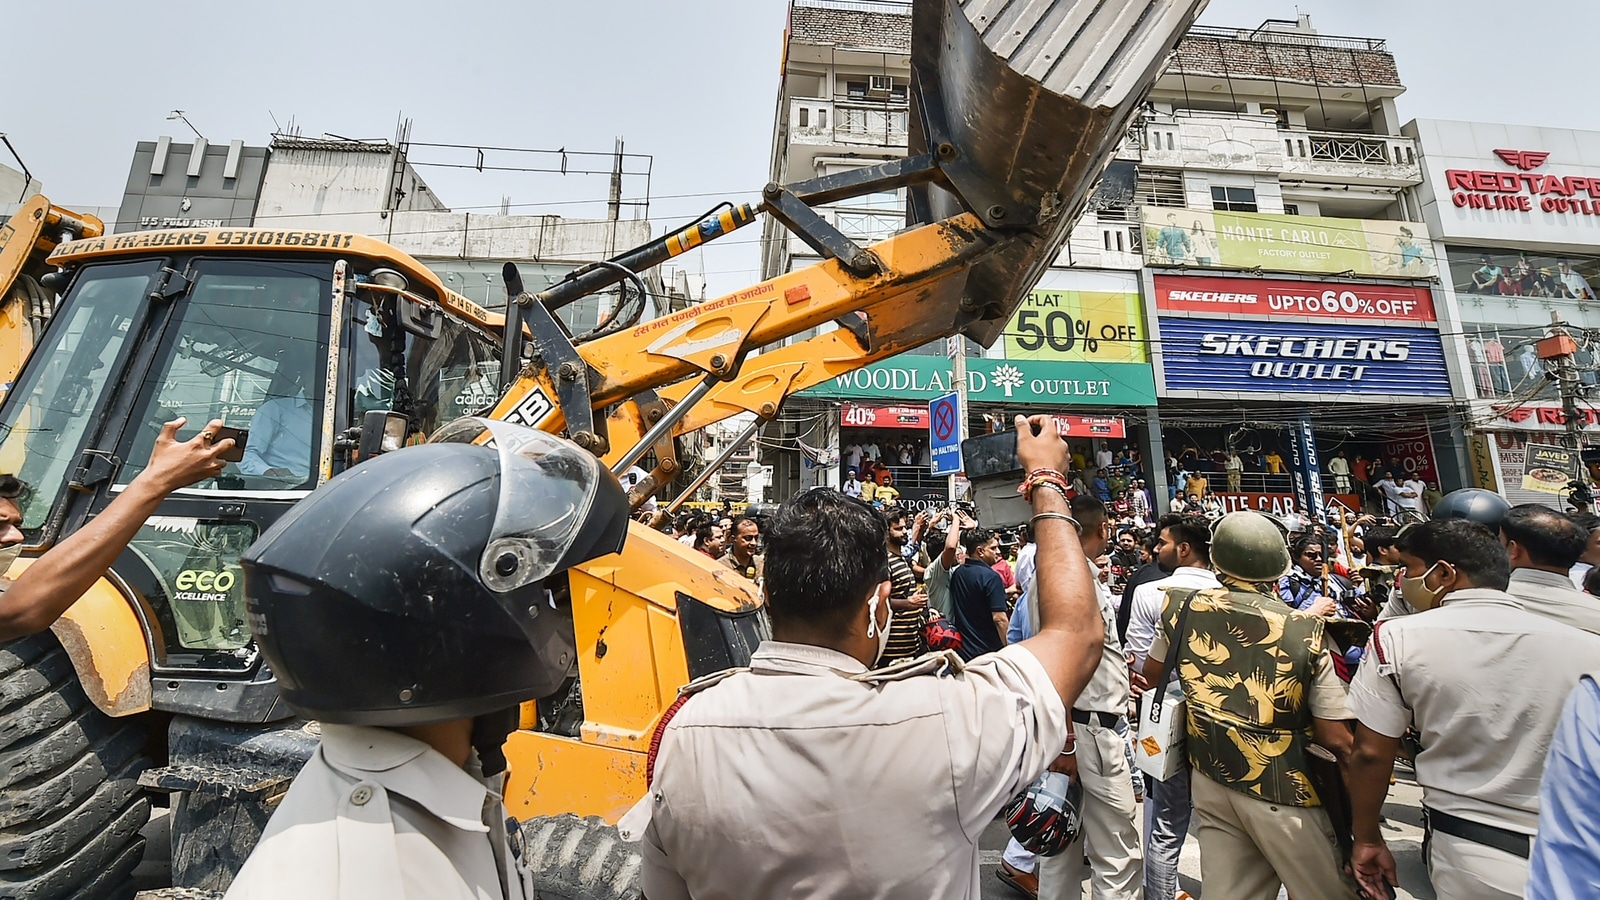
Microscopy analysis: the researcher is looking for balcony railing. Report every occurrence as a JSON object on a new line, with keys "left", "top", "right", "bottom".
{"left": 789, "top": 97, "right": 909, "bottom": 148}
{"left": 1284, "top": 130, "right": 1416, "bottom": 167}
{"left": 1183, "top": 22, "right": 1387, "bottom": 52}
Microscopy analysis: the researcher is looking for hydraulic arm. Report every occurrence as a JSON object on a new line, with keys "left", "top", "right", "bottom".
{"left": 490, "top": 0, "right": 1208, "bottom": 485}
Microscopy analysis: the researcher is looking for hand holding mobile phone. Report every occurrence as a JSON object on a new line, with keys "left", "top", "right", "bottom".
{"left": 210, "top": 426, "right": 248, "bottom": 463}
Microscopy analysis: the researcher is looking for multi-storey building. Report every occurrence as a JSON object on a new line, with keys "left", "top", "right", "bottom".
{"left": 761, "top": 2, "right": 1465, "bottom": 512}
{"left": 1405, "top": 119, "right": 1600, "bottom": 508}
{"left": 763, "top": 0, "right": 1158, "bottom": 509}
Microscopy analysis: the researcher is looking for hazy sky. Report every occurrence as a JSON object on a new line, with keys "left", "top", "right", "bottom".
{"left": 6, "top": 1, "right": 1595, "bottom": 295}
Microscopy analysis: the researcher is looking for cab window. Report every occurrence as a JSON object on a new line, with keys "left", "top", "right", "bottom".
{"left": 116, "top": 260, "right": 330, "bottom": 492}
{"left": 352, "top": 297, "right": 500, "bottom": 438}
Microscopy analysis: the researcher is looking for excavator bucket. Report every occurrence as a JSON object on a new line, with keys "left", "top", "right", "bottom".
{"left": 907, "top": 0, "right": 1206, "bottom": 345}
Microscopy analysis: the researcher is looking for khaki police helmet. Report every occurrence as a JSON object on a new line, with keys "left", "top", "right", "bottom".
{"left": 1210, "top": 511, "right": 1292, "bottom": 583}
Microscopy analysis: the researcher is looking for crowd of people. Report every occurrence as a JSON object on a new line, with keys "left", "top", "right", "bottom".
{"left": 21, "top": 410, "right": 1594, "bottom": 898}
{"left": 1167, "top": 442, "right": 1445, "bottom": 520}
{"left": 632, "top": 433, "right": 1600, "bottom": 900}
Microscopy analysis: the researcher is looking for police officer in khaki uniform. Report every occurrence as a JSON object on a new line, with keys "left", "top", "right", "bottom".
{"left": 1346, "top": 518, "right": 1600, "bottom": 900}
{"left": 1037, "top": 495, "right": 1142, "bottom": 900}
{"left": 1500, "top": 504, "right": 1600, "bottom": 636}
{"left": 626, "top": 416, "right": 1107, "bottom": 899}
{"left": 228, "top": 420, "right": 632, "bottom": 899}
{"left": 1142, "top": 511, "right": 1359, "bottom": 900}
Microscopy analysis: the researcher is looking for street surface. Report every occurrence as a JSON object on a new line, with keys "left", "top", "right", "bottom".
{"left": 135, "top": 767, "right": 1437, "bottom": 898}
{"left": 976, "top": 768, "right": 1435, "bottom": 899}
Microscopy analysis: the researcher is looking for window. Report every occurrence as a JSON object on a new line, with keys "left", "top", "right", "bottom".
{"left": 352, "top": 299, "right": 502, "bottom": 439}
{"left": 1283, "top": 203, "right": 1300, "bottom": 215}
{"left": 817, "top": 108, "right": 827, "bottom": 129}
{"left": 117, "top": 260, "right": 331, "bottom": 492}
{"left": 1135, "top": 169, "right": 1186, "bottom": 208}
{"left": 846, "top": 81, "right": 867, "bottom": 99}
{"left": 798, "top": 107, "right": 809, "bottom": 128}
{"left": 1211, "top": 186, "right": 1259, "bottom": 212}
{"left": 0, "top": 261, "right": 155, "bottom": 534}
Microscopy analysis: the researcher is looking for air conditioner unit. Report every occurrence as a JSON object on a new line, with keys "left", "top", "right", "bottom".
{"left": 868, "top": 75, "right": 894, "bottom": 94}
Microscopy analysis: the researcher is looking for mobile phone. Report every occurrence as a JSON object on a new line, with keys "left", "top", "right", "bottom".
{"left": 211, "top": 426, "right": 248, "bottom": 463}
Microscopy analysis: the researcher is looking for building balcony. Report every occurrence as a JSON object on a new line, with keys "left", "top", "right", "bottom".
{"left": 1138, "top": 114, "right": 1419, "bottom": 186}
{"left": 789, "top": 97, "right": 909, "bottom": 150}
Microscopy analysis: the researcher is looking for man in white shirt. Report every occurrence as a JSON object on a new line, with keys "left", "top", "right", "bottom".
{"left": 1501, "top": 504, "right": 1600, "bottom": 635}
{"left": 1559, "top": 258, "right": 1596, "bottom": 301}
{"left": 1123, "top": 513, "right": 1219, "bottom": 900}
{"left": 1097, "top": 446, "right": 1114, "bottom": 471}
{"left": 1327, "top": 450, "right": 1352, "bottom": 493}
{"left": 1399, "top": 476, "right": 1429, "bottom": 516}
{"left": 1225, "top": 450, "right": 1243, "bottom": 492}
{"left": 1373, "top": 472, "right": 1405, "bottom": 517}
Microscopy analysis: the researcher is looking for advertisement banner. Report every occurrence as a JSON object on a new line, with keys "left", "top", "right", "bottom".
{"left": 1522, "top": 442, "right": 1577, "bottom": 494}
{"left": 808, "top": 355, "right": 1158, "bottom": 406}
{"left": 1004, "top": 286, "right": 1147, "bottom": 364}
{"left": 1051, "top": 415, "right": 1127, "bottom": 439}
{"left": 1142, "top": 208, "right": 1436, "bottom": 278}
{"left": 1153, "top": 275, "right": 1435, "bottom": 323}
{"left": 1468, "top": 433, "right": 1501, "bottom": 492}
{"left": 1380, "top": 430, "right": 1440, "bottom": 485}
{"left": 840, "top": 403, "right": 929, "bottom": 429}
{"left": 1157, "top": 318, "right": 1452, "bottom": 397}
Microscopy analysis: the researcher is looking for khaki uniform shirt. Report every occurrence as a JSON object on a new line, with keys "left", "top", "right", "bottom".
{"left": 1348, "top": 589, "right": 1600, "bottom": 833}
{"left": 225, "top": 724, "right": 529, "bottom": 900}
{"left": 1040, "top": 564, "right": 1129, "bottom": 715}
{"left": 1507, "top": 567, "right": 1600, "bottom": 636}
{"left": 624, "top": 640, "right": 1068, "bottom": 899}
{"left": 717, "top": 550, "right": 764, "bottom": 582}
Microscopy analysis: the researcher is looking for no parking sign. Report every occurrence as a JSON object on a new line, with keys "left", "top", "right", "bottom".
{"left": 929, "top": 391, "right": 962, "bottom": 476}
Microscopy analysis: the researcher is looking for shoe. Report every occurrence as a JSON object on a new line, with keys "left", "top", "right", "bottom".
{"left": 1175, "top": 891, "right": 1194, "bottom": 900}
{"left": 996, "top": 860, "right": 1039, "bottom": 899}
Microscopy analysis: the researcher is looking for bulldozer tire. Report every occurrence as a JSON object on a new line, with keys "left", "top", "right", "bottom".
{"left": 520, "top": 814, "right": 641, "bottom": 900}
{"left": 0, "top": 632, "right": 150, "bottom": 900}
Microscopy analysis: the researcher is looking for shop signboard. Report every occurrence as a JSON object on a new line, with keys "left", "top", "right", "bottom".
{"left": 1468, "top": 433, "right": 1501, "bottom": 493}
{"left": 1472, "top": 401, "right": 1600, "bottom": 433}
{"left": 1153, "top": 275, "right": 1435, "bottom": 323}
{"left": 1211, "top": 492, "right": 1363, "bottom": 517}
{"left": 807, "top": 355, "right": 1158, "bottom": 406}
{"left": 1141, "top": 208, "right": 1436, "bottom": 279}
{"left": 1407, "top": 120, "right": 1600, "bottom": 248}
{"left": 840, "top": 403, "right": 928, "bottom": 429}
{"left": 1157, "top": 318, "right": 1452, "bottom": 397}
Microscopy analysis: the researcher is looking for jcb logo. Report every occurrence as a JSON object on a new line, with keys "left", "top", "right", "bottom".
{"left": 175, "top": 569, "right": 237, "bottom": 592}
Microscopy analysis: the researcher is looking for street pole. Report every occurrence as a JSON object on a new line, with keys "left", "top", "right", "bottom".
{"left": 948, "top": 335, "right": 968, "bottom": 504}
{"left": 1548, "top": 313, "right": 1592, "bottom": 511}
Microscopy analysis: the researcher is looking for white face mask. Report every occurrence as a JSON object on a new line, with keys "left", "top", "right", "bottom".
{"left": 0, "top": 543, "right": 20, "bottom": 578}
{"left": 866, "top": 592, "right": 893, "bottom": 665}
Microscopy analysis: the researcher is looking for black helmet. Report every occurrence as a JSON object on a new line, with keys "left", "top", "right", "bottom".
{"left": 242, "top": 418, "right": 629, "bottom": 726}
{"left": 1429, "top": 488, "right": 1511, "bottom": 530}
{"left": 1003, "top": 771, "right": 1084, "bottom": 857}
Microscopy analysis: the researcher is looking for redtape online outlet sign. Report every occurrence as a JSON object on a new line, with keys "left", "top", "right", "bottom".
{"left": 1154, "top": 275, "right": 1435, "bottom": 323}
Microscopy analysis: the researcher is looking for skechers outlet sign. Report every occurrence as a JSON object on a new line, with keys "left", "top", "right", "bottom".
{"left": 1158, "top": 318, "right": 1451, "bottom": 396}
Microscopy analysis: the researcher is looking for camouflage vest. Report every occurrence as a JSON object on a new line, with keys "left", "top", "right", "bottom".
{"left": 1160, "top": 581, "right": 1326, "bottom": 807}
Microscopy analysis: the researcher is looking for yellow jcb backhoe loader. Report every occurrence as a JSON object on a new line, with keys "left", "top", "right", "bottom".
{"left": 0, "top": 1, "right": 1203, "bottom": 897}
{"left": 0, "top": 196, "right": 103, "bottom": 398}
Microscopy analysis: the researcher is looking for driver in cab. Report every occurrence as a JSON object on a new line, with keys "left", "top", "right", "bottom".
{"left": 238, "top": 339, "right": 316, "bottom": 480}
